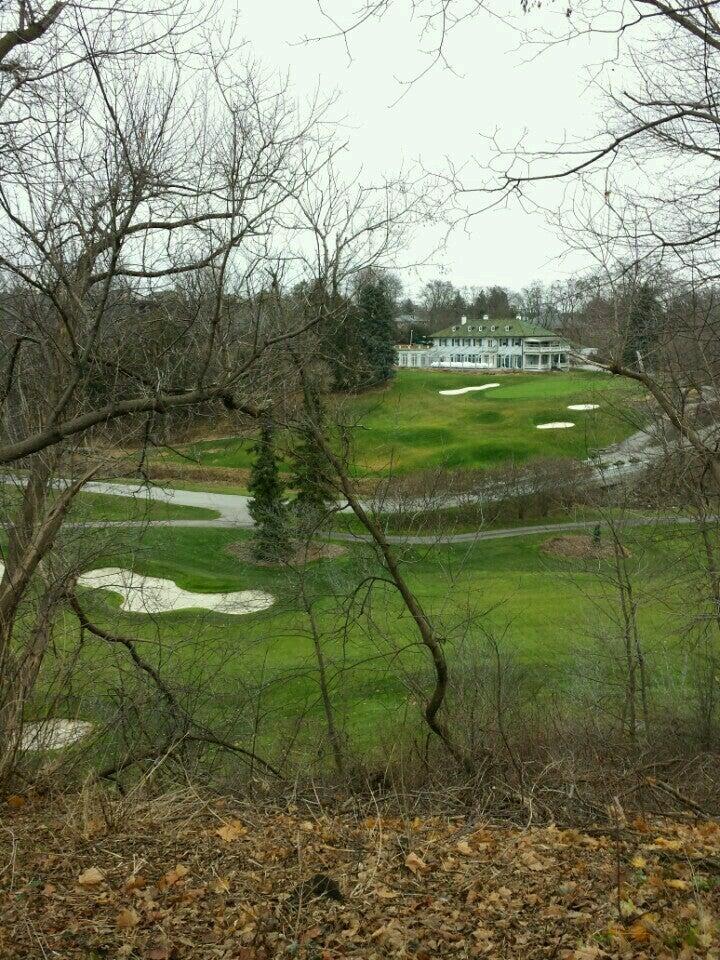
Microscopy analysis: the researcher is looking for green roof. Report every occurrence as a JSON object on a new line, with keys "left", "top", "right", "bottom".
{"left": 431, "top": 318, "right": 560, "bottom": 339}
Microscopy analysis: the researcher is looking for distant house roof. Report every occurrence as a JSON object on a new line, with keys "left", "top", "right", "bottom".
{"left": 431, "top": 317, "right": 561, "bottom": 338}
{"left": 395, "top": 313, "right": 420, "bottom": 324}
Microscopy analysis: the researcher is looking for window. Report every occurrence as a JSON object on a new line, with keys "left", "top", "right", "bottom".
{"left": 420, "top": 354, "right": 428, "bottom": 366}
{"left": 468, "top": 354, "right": 478, "bottom": 364}
{"left": 489, "top": 339, "right": 497, "bottom": 348}
{"left": 513, "top": 355, "right": 522, "bottom": 369}
{"left": 483, "top": 353, "right": 491, "bottom": 364}
{"left": 559, "top": 353, "right": 567, "bottom": 364}
{"left": 500, "top": 338, "right": 509, "bottom": 347}
{"left": 411, "top": 354, "right": 418, "bottom": 366}
{"left": 513, "top": 338, "right": 522, "bottom": 347}
{"left": 505, "top": 325, "right": 511, "bottom": 332}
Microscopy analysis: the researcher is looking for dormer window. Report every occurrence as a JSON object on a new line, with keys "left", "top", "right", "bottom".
{"left": 491, "top": 325, "right": 497, "bottom": 332}
{"left": 505, "top": 325, "right": 511, "bottom": 332}
{"left": 478, "top": 325, "right": 483, "bottom": 332}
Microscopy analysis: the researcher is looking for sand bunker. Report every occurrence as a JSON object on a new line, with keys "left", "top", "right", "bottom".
{"left": 21, "top": 719, "right": 93, "bottom": 751}
{"left": 77, "top": 567, "right": 275, "bottom": 615}
{"left": 567, "top": 404, "right": 599, "bottom": 411}
{"left": 439, "top": 383, "right": 500, "bottom": 396}
{"left": 536, "top": 422, "right": 575, "bottom": 430}
{"left": 0, "top": 560, "right": 274, "bottom": 616}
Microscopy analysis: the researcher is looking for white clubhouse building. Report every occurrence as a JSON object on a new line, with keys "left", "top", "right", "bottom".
{"left": 397, "top": 315, "right": 572, "bottom": 372}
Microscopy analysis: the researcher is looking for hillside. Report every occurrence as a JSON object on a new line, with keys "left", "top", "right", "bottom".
{"left": 145, "top": 371, "right": 644, "bottom": 481}
{"left": 2, "top": 794, "right": 718, "bottom": 959}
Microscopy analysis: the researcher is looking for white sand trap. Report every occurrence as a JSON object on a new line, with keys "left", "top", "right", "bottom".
{"left": 536, "top": 422, "right": 576, "bottom": 430}
{"left": 21, "top": 719, "right": 93, "bottom": 751}
{"left": 439, "top": 383, "right": 500, "bottom": 396}
{"left": 77, "top": 567, "right": 275, "bottom": 616}
{"left": 567, "top": 404, "right": 599, "bottom": 411}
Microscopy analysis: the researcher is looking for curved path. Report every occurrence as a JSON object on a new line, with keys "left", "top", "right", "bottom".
{"left": 0, "top": 476, "right": 705, "bottom": 545}
{"left": 57, "top": 512, "right": 704, "bottom": 546}
{"left": 328, "top": 514, "right": 705, "bottom": 545}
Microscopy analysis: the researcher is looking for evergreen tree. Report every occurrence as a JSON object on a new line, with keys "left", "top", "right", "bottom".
{"left": 289, "top": 387, "right": 334, "bottom": 530}
{"left": 623, "top": 282, "right": 659, "bottom": 368}
{"left": 248, "top": 419, "right": 291, "bottom": 562}
{"left": 355, "top": 275, "right": 397, "bottom": 385}
{"left": 327, "top": 302, "right": 360, "bottom": 392}
{"left": 486, "top": 285, "right": 511, "bottom": 317}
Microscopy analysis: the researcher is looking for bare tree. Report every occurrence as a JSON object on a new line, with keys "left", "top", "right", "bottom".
{"left": 0, "top": 1, "right": 347, "bottom": 782}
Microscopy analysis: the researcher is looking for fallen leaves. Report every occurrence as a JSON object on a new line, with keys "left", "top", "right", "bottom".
{"left": 3, "top": 804, "right": 719, "bottom": 959}
{"left": 215, "top": 819, "right": 247, "bottom": 842}
{"left": 159, "top": 864, "right": 189, "bottom": 888}
{"left": 77, "top": 866, "right": 105, "bottom": 886}
{"left": 147, "top": 942, "right": 176, "bottom": 960}
{"left": 116, "top": 906, "right": 140, "bottom": 929}
{"left": 124, "top": 873, "right": 147, "bottom": 891}
{"left": 404, "top": 851, "right": 430, "bottom": 875}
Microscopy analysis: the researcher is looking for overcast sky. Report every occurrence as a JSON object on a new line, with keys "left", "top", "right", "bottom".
{"left": 232, "top": 2, "right": 616, "bottom": 296}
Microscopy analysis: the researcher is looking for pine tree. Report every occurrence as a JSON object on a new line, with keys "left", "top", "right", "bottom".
{"left": 355, "top": 276, "right": 397, "bottom": 385}
{"left": 247, "top": 419, "right": 291, "bottom": 562}
{"left": 289, "top": 388, "right": 334, "bottom": 530}
{"left": 623, "top": 282, "right": 659, "bottom": 369}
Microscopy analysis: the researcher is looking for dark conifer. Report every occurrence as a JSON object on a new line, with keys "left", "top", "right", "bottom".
{"left": 248, "top": 418, "right": 291, "bottom": 562}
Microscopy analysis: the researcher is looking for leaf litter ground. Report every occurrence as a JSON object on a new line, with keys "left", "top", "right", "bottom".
{"left": 2, "top": 794, "right": 719, "bottom": 958}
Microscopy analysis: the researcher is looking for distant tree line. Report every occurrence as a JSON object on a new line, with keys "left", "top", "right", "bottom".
{"left": 394, "top": 277, "right": 594, "bottom": 343}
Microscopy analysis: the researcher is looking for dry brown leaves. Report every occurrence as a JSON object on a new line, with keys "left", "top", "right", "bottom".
{"left": 1, "top": 796, "right": 719, "bottom": 959}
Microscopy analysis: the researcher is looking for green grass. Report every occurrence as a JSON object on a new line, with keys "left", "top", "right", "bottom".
{"left": 70, "top": 491, "right": 220, "bottom": 521}
{"left": 150, "top": 370, "right": 644, "bottom": 478}
{"left": 331, "top": 502, "right": 656, "bottom": 537}
{"left": 0, "top": 487, "right": 219, "bottom": 522}
{"left": 108, "top": 477, "right": 251, "bottom": 497}
{"left": 34, "top": 519, "right": 700, "bottom": 764}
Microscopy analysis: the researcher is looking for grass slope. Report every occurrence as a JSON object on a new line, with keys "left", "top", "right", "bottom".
{"left": 152, "top": 370, "right": 643, "bottom": 478}
{"left": 37, "top": 521, "right": 694, "bottom": 761}
{"left": 71, "top": 491, "right": 220, "bottom": 521}
{"left": 0, "top": 488, "right": 220, "bottom": 522}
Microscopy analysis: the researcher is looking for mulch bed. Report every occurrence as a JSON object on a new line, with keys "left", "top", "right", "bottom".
{"left": 225, "top": 540, "right": 347, "bottom": 567}
{"left": 1, "top": 793, "right": 718, "bottom": 958}
{"left": 541, "top": 535, "right": 631, "bottom": 561}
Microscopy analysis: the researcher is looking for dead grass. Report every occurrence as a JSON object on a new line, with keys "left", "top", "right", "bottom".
{"left": 225, "top": 540, "right": 348, "bottom": 567}
{"left": 541, "top": 534, "right": 631, "bottom": 561}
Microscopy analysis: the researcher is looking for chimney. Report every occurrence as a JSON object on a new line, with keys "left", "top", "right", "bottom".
{"left": 483, "top": 313, "right": 489, "bottom": 321}
{"left": 461, "top": 315, "right": 467, "bottom": 325}
{"left": 516, "top": 314, "right": 522, "bottom": 321}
